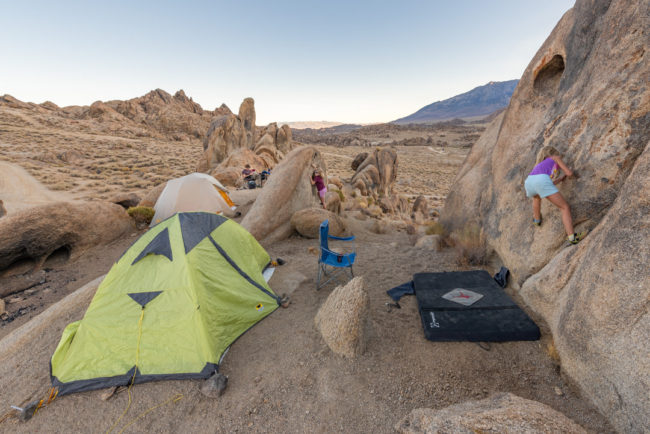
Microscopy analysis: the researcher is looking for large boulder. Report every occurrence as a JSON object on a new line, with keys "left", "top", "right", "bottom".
{"left": 441, "top": 1, "right": 649, "bottom": 431}
{"left": 198, "top": 114, "right": 248, "bottom": 171}
{"left": 350, "top": 148, "right": 398, "bottom": 199}
{"left": 241, "top": 147, "right": 325, "bottom": 244}
{"left": 396, "top": 393, "right": 586, "bottom": 433}
{"left": 314, "top": 277, "right": 368, "bottom": 357}
{"left": 290, "top": 208, "right": 346, "bottom": 238}
{"left": 0, "top": 202, "right": 133, "bottom": 277}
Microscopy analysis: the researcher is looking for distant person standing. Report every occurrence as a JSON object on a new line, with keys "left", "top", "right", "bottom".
{"left": 310, "top": 169, "right": 327, "bottom": 209}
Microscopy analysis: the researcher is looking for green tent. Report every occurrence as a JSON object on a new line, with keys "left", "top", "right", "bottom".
{"left": 51, "top": 212, "right": 281, "bottom": 395}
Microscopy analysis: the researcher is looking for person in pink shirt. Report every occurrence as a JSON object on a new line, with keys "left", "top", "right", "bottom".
{"left": 310, "top": 169, "right": 327, "bottom": 209}
{"left": 524, "top": 146, "right": 586, "bottom": 244}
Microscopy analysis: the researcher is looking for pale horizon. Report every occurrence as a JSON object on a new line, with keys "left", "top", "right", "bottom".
{"left": 0, "top": 1, "right": 574, "bottom": 125}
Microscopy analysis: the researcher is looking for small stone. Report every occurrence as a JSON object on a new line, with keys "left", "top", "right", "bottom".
{"left": 199, "top": 373, "right": 228, "bottom": 398}
{"left": 25, "top": 289, "right": 38, "bottom": 296}
{"left": 8, "top": 297, "right": 22, "bottom": 304}
{"left": 554, "top": 386, "right": 564, "bottom": 396}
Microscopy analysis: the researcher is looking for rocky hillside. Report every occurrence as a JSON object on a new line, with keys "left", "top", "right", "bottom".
{"left": 0, "top": 89, "right": 230, "bottom": 142}
{"left": 394, "top": 80, "right": 518, "bottom": 124}
{"left": 442, "top": 0, "right": 649, "bottom": 432}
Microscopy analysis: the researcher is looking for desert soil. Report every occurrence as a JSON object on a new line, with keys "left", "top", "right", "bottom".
{"left": 0, "top": 217, "right": 613, "bottom": 433}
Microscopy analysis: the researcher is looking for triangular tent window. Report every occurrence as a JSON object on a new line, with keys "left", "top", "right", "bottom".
{"left": 179, "top": 213, "right": 227, "bottom": 254}
{"left": 132, "top": 228, "right": 173, "bottom": 265}
{"left": 128, "top": 291, "right": 163, "bottom": 308}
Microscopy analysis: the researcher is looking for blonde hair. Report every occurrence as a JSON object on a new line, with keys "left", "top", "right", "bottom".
{"left": 536, "top": 146, "right": 560, "bottom": 164}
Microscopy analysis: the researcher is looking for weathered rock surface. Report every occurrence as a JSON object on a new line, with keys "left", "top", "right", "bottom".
{"left": 109, "top": 192, "right": 141, "bottom": 209}
{"left": 314, "top": 277, "right": 368, "bottom": 357}
{"left": 350, "top": 148, "right": 398, "bottom": 199}
{"left": 396, "top": 393, "right": 587, "bottom": 433}
{"left": 0, "top": 202, "right": 133, "bottom": 275}
{"left": 290, "top": 208, "right": 346, "bottom": 239}
{"left": 138, "top": 182, "right": 167, "bottom": 207}
{"left": 198, "top": 99, "right": 293, "bottom": 174}
{"left": 0, "top": 200, "right": 5, "bottom": 218}
{"left": 323, "top": 190, "right": 341, "bottom": 215}
{"left": 351, "top": 152, "right": 368, "bottom": 171}
{"left": 442, "top": 1, "right": 649, "bottom": 431}
{"left": 241, "top": 147, "right": 325, "bottom": 244}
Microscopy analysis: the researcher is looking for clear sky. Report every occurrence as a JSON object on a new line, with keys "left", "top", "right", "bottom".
{"left": 0, "top": 0, "right": 574, "bottom": 124}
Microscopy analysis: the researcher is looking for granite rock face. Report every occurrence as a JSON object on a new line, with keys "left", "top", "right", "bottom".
{"left": 396, "top": 393, "right": 587, "bottom": 433}
{"left": 442, "top": 1, "right": 649, "bottom": 431}
{"left": 241, "top": 146, "right": 325, "bottom": 244}
{"left": 198, "top": 99, "right": 293, "bottom": 175}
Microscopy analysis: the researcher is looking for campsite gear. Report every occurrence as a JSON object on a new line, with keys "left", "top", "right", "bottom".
{"left": 493, "top": 266, "right": 509, "bottom": 288}
{"left": 414, "top": 270, "right": 540, "bottom": 342}
{"left": 316, "top": 220, "right": 356, "bottom": 290}
{"left": 387, "top": 280, "right": 415, "bottom": 302}
{"left": 50, "top": 212, "right": 281, "bottom": 396}
{"left": 150, "top": 173, "right": 236, "bottom": 226}
{"left": 247, "top": 180, "right": 257, "bottom": 189}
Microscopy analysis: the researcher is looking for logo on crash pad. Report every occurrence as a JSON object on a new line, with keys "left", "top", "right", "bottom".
{"left": 256, "top": 303, "right": 264, "bottom": 312}
{"left": 442, "top": 288, "right": 483, "bottom": 306}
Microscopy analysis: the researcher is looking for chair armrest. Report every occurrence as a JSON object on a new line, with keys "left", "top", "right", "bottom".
{"left": 328, "top": 235, "right": 355, "bottom": 241}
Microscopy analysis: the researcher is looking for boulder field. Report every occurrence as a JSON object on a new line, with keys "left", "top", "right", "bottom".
{"left": 442, "top": 0, "right": 649, "bottom": 431}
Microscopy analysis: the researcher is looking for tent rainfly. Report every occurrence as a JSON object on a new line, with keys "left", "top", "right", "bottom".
{"left": 50, "top": 212, "right": 281, "bottom": 395}
{"left": 150, "top": 173, "right": 236, "bottom": 226}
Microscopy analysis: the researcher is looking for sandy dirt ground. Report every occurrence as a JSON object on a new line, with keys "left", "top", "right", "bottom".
{"left": 0, "top": 162, "right": 70, "bottom": 213}
{"left": 0, "top": 216, "right": 612, "bottom": 433}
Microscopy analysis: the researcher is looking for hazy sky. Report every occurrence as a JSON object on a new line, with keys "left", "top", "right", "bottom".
{"left": 0, "top": 0, "right": 574, "bottom": 124}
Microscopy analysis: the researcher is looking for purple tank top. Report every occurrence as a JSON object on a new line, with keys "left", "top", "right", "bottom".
{"left": 529, "top": 157, "right": 558, "bottom": 177}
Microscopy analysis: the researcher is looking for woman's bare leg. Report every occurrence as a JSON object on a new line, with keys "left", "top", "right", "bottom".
{"left": 545, "top": 192, "right": 574, "bottom": 236}
{"left": 532, "top": 195, "right": 541, "bottom": 220}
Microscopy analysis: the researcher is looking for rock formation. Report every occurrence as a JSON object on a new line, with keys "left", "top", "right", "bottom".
{"left": 314, "top": 277, "right": 368, "bottom": 357}
{"left": 290, "top": 208, "right": 346, "bottom": 239}
{"left": 0, "top": 89, "right": 227, "bottom": 142}
{"left": 442, "top": 1, "right": 649, "bottom": 431}
{"left": 0, "top": 202, "right": 133, "bottom": 276}
{"left": 396, "top": 393, "right": 586, "bottom": 433}
{"left": 241, "top": 146, "right": 325, "bottom": 244}
{"left": 197, "top": 99, "right": 294, "bottom": 183}
{"left": 349, "top": 148, "right": 398, "bottom": 199}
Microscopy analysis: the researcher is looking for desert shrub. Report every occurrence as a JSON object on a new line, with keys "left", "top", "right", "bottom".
{"left": 333, "top": 188, "right": 345, "bottom": 202}
{"left": 425, "top": 221, "right": 447, "bottom": 236}
{"left": 454, "top": 223, "right": 489, "bottom": 266}
{"left": 127, "top": 206, "right": 155, "bottom": 225}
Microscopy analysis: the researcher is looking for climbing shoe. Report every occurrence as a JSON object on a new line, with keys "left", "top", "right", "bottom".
{"left": 533, "top": 218, "right": 542, "bottom": 226}
{"left": 567, "top": 231, "right": 587, "bottom": 244}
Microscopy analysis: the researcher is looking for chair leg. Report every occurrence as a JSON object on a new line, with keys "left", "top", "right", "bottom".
{"left": 349, "top": 265, "right": 354, "bottom": 278}
{"left": 317, "top": 263, "right": 323, "bottom": 290}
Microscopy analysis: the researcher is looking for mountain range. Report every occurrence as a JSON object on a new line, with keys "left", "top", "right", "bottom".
{"left": 393, "top": 79, "right": 518, "bottom": 124}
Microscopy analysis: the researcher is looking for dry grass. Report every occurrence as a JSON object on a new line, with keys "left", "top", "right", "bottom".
{"left": 127, "top": 206, "right": 155, "bottom": 225}
{"left": 454, "top": 223, "right": 490, "bottom": 266}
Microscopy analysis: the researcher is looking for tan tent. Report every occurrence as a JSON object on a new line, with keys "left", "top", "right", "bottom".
{"left": 151, "top": 173, "right": 237, "bottom": 226}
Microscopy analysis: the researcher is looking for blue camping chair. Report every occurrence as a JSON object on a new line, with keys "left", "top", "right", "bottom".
{"left": 317, "top": 219, "right": 356, "bottom": 290}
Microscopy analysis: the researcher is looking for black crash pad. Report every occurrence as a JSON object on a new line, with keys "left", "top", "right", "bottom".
{"left": 414, "top": 270, "right": 540, "bottom": 342}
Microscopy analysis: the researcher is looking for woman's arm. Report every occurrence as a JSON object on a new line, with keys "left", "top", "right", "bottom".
{"left": 551, "top": 155, "right": 575, "bottom": 177}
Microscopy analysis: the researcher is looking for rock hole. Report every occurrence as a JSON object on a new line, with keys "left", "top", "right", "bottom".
{"left": 45, "top": 245, "right": 71, "bottom": 267}
{"left": 533, "top": 55, "right": 565, "bottom": 96}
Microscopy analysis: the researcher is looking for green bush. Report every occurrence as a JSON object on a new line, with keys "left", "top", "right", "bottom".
{"left": 127, "top": 206, "right": 155, "bottom": 225}
{"left": 425, "top": 221, "right": 447, "bottom": 236}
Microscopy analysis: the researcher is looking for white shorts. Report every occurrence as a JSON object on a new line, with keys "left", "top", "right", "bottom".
{"left": 524, "top": 174, "right": 558, "bottom": 198}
